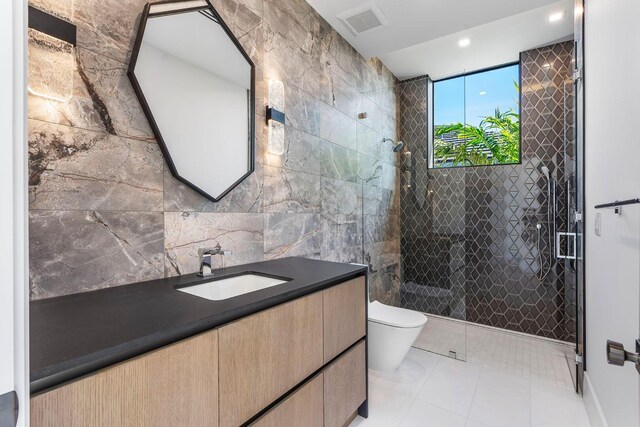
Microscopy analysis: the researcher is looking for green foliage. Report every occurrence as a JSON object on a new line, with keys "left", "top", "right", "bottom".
{"left": 433, "top": 83, "right": 520, "bottom": 168}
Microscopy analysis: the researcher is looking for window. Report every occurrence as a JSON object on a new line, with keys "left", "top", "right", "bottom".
{"left": 431, "top": 63, "right": 520, "bottom": 168}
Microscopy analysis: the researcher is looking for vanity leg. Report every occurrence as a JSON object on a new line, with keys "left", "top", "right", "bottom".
{"left": 358, "top": 278, "right": 369, "bottom": 419}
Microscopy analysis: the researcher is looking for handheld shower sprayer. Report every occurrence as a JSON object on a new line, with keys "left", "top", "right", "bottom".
{"left": 541, "top": 166, "right": 550, "bottom": 180}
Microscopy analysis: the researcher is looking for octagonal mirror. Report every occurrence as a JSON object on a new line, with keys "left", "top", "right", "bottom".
{"left": 129, "top": 0, "right": 255, "bottom": 202}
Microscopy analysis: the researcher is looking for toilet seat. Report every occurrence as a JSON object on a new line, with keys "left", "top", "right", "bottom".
{"left": 368, "top": 301, "right": 427, "bottom": 329}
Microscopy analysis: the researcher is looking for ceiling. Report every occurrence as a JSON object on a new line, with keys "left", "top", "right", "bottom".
{"left": 307, "top": 0, "right": 574, "bottom": 80}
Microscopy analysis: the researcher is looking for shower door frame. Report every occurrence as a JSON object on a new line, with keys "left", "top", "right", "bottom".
{"left": 573, "top": 0, "right": 586, "bottom": 395}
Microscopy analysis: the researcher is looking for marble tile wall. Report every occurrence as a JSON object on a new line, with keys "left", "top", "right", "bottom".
{"left": 28, "top": 0, "right": 400, "bottom": 300}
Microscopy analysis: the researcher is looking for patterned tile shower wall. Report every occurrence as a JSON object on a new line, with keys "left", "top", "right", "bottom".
{"left": 27, "top": 0, "right": 401, "bottom": 300}
{"left": 397, "top": 42, "right": 576, "bottom": 341}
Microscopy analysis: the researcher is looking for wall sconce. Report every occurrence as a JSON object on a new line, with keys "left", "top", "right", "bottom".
{"left": 266, "top": 79, "right": 286, "bottom": 155}
{"left": 27, "top": 6, "right": 77, "bottom": 102}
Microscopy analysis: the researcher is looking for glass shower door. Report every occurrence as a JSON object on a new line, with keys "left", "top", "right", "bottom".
{"left": 397, "top": 75, "right": 468, "bottom": 361}
{"left": 572, "top": 0, "right": 586, "bottom": 394}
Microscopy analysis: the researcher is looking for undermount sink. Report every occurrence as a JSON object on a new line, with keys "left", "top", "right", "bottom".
{"left": 177, "top": 273, "right": 290, "bottom": 301}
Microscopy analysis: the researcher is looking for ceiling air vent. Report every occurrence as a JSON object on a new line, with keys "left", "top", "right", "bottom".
{"left": 337, "top": 2, "right": 389, "bottom": 36}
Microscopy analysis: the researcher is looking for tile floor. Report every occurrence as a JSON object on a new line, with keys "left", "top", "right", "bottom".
{"left": 413, "top": 315, "right": 576, "bottom": 390}
{"left": 350, "top": 325, "right": 590, "bottom": 427}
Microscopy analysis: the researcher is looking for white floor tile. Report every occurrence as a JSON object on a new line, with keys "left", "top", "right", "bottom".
{"left": 416, "top": 357, "right": 481, "bottom": 417}
{"left": 468, "top": 369, "right": 531, "bottom": 427}
{"left": 400, "top": 400, "right": 467, "bottom": 427}
{"left": 369, "top": 348, "right": 440, "bottom": 397}
{"left": 350, "top": 382, "right": 414, "bottom": 427}
{"left": 531, "top": 381, "right": 591, "bottom": 427}
{"left": 465, "top": 419, "right": 496, "bottom": 427}
{"left": 354, "top": 321, "right": 590, "bottom": 427}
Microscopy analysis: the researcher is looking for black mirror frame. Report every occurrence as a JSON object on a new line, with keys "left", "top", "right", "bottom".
{"left": 127, "top": 0, "right": 256, "bottom": 203}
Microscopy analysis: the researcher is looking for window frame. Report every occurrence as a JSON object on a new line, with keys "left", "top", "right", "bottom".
{"left": 428, "top": 60, "right": 523, "bottom": 169}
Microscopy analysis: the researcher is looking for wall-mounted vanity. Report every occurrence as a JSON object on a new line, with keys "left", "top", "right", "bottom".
{"left": 29, "top": 258, "right": 368, "bottom": 426}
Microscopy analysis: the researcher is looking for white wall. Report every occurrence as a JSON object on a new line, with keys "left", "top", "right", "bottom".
{"left": 584, "top": 0, "right": 640, "bottom": 426}
{"left": 0, "top": 0, "right": 27, "bottom": 424}
{"left": 0, "top": 0, "right": 14, "bottom": 393}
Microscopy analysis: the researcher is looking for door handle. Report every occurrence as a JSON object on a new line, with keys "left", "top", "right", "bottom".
{"left": 556, "top": 232, "right": 577, "bottom": 259}
{"left": 606, "top": 340, "right": 640, "bottom": 374}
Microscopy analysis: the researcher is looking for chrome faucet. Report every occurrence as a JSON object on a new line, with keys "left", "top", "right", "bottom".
{"left": 198, "top": 244, "right": 232, "bottom": 277}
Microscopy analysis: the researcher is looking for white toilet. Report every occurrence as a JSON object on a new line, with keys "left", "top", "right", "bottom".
{"left": 368, "top": 301, "right": 428, "bottom": 372}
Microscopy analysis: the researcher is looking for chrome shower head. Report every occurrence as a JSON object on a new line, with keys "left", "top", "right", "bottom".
{"left": 383, "top": 138, "right": 405, "bottom": 152}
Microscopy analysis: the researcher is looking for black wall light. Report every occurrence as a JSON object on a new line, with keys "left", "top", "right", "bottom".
{"left": 28, "top": 6, "right": 77, "bottom": 46}
{"left": 266, "top": 79, "right": 286, "bottom": 155}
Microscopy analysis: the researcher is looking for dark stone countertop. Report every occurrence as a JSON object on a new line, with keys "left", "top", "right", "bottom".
{"left": 30, "top": 257, "right": 367, "bottom": 394}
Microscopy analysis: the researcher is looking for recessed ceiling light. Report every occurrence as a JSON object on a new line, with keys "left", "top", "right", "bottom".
{"left": 548, "top": 11, "right": 565, "bottom": 23}
{"left": 479, "top": 91, "right": 486, "bottom": 96}
{"left": 458, "top": 38, "right": 470, "bottom": 48}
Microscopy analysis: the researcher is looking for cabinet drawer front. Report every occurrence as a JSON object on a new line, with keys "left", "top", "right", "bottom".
{"left": 250, "top": 374, "right": 323, "bottom": 427}
{"left": 323, "top": 276, "right": 366, "bottom": 362}
{"left": 218, "top": 292, "right": 324, "bottom": 427}
{"left": 30, "top": 330, "right": 219, "bottom": 427}
{"left": 323, "top": 340, "right": 366, "bottom": 427}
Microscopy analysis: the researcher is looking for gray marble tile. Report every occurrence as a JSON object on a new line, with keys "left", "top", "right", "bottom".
{"left": 164, "top": 212, "right": 263, "bottom": 276}
{"left": 29, "top": 120, "right": 163, "bottom": 211}
{"left": 320, "top": 28, "right": 364, "bottom": 90}
{"left": 365, "top": 240, "right": 401, "bottom": 306}
{"left": 264, "top": 213, "right": 321, "bottom": 260}
{"left": 236, "top": 0, "right": 264, "bottom": 17}
{"left": 284, "top": 84, "right": 320, "bottom": 137}
{"left": 320, "top": 214, "right": 362, "bottom": 263}
{"left": 212, "top": 0, "right": 264, "bottom": 69}
{"left": 361, "top": 184, "right": 394, "bottom": 216}
{"left": 28, "top": 47, "right": 154, "bottom": 141}
{"left": 29, "top": 0, "right": 74, "bottom": 21}
{"left": 357, "top": 94, "right": 382, "bottom": 134}
{"left": 74, "top": 0, "right": 147, "bottom": 64}
{"left": 263, "top": 1, "right": 320, "bottom": 60}
{"left": 364, "top": 214, "right": 399, "bottom": 244}
{"left": 163, "top": 163, "right": 263, "bottom": 213}
{"left": 321, "top": 177, "right": 360, "bottom": 215}
{"left": 263, "top": 126, "right": 321, "bottom": 174}
{"left": 356, "top": 123, "right": 383, "bottom": 161}
{"left": 264, "top": 31, "right": 322, "bottom": 100}
{"left": 319, "top": 142, "right": 359, "bottom": 183}
{"left": 212, "top": 0, "right": 262, "bottom": 37}
{"left": 358, "top": 154, "right": 383, "bottom": 187}
{"left": 381, "top": 163, "right": 400, "bottom": 191}
{"left": 381, "top": 110, "right": 398, "bottom": 142}
{"left": 319, "top": 68, "right": 358, "bottom": 119}
{"left": 29, "top": 210, "right": 164, "bottom": 299}
{"left": 263, "top": 165, "right": 321, "bottom": 213}
{"left": 318, "top": 102, "right": 357, "bottom": 151}
{"left": 267, "top": 0, "right": 313, "bottom": 24}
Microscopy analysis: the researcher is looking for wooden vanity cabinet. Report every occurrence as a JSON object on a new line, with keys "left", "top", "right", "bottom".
{"left": 30, "top": 329, "right": 219, "bottom": 427}
{"left": 324, "top": 340, "right": 366, "bottom": 427}
{"left": 218, "top": 292, "right": 324, "bottom": 427}
{"left": 31, "top": 275, "right": 367, "bottom": 427}
{"left": 322, "top": 276, "right": 366, "bottom": 362}
{"left": 250, "top": 374, "right": 324, "bottom": 427}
